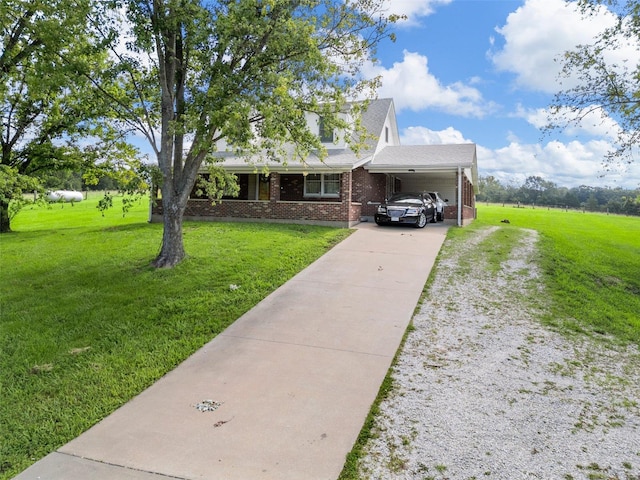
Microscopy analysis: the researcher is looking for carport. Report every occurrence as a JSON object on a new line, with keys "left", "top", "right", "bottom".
{"left": 365, "top": 143, "right": 479, "bottom": 226}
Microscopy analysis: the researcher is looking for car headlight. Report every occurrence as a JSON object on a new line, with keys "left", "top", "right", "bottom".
{"left": 406, "top": 208, "right": 419, "bottom": 214}
{"left": 377, "top": 205, "right": 387, "bottom": 213}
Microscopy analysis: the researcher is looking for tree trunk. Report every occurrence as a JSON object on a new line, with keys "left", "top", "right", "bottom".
{"left": 0, "top": 198, "right": 11, "bottom": 233}
{"left": 152, "top": 195, "right": 186, "bottom": 268}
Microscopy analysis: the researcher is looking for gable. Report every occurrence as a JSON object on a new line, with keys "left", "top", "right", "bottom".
{"left": 212, "top": 98, "right": 400, "bottom": 173}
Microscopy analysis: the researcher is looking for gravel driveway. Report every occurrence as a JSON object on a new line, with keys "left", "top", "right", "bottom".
{"left": 358, "top": 226, "right": 640, "bottom": 480}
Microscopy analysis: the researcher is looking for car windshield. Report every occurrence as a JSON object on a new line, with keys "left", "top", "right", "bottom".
{"left": 389, "top": 194, "right": 422, "bottom": 203}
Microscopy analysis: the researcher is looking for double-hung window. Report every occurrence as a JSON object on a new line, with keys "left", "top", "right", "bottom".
{"left": 318, "top": 117, "right": 334, "bottom": 143}
{"left": 304, "top": 173, "right": 340, "bottom": 198}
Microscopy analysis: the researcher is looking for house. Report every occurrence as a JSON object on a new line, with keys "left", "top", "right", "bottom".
{"left": 150, "top": 98, "right": 477, "bottom": 227}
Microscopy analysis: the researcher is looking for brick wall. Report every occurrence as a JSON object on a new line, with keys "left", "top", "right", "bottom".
{"left": 444, "top": 172, "right": 477, "bottom": 224}
{"left": 157, "top": 199, "right": 361, "bottom": 227}
{"left": 352, "top": 167, "right": 387, "bottom": 217}
{"left": 152, "top": 171, "right": 361, "bottom": 227}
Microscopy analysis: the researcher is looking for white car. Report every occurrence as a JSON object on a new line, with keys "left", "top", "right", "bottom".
{"left": 427, "top": 192, "right": 448, "bottom": 221}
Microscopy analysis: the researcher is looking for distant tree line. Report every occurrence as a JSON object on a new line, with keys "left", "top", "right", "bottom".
{"left": 477, "top": 176, "right": 640, "bottom": 216}
{"left": 35, "top": 169, "right": 121, "bottom": 193}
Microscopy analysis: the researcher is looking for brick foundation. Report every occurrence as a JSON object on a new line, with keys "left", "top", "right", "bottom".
{"left": 152, "top": 198, "right": 362, "bottom": 227}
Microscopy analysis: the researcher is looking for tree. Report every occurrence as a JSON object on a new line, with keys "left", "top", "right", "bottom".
{"left": 586, "top": 193, "right": 599, "bottom": 211}
{"left": 477, "top": 175, "right": 505, "bottom": 203}
{"left": 0, "top": 0, "right": 141, "bottom": 232}
{"left": 547, "top": 0, "right": 640, "bottom": 170}
{"left": 563, "top": 190, "right": 581, "bottom": 208}
{"left": 621, "top": 193, "right": 640, "bottom": 215}
{"left": 109, "top": 0, "right": 400, "bottom": 267}
{"left": 519, "top": 175, "right": 558, "bottom": 205}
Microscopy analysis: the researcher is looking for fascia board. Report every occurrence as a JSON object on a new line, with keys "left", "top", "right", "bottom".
{"left": 364, "top": 164, "right": 472, "bottom": 173}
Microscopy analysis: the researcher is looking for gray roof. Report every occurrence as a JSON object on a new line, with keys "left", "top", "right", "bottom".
{"left": 359, "top": 97, "right": 393, "bottom": 153}
{"left": 212, "top": 100, "right": 478, "bottom": 179}
{"left": 366, "top": 144, "right": 478, "bottom": 172}
{"left": 212, "top": 148, "right": 367, "bottom": 173}
{"left": 212, "top": 98, "right": 394, "bottom": 173}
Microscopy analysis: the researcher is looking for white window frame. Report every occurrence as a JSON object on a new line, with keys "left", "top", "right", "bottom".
{"left": 304, "top": 173, "right": 340, "bottom": 198}
{"left": 318, "top": 117, "right": 334, "bottom": 143}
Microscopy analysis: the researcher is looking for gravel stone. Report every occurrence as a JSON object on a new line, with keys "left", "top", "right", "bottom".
{"left": 358, "top": 227, "right": 640, "bottom": 480}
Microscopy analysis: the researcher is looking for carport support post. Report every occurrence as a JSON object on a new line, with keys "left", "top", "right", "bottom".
{"left": 457, "top": 166, "right": 462, "bottom": 226}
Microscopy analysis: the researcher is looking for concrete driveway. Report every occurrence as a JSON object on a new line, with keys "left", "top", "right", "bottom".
{"left": 14, "top": 222, "right": 450, "bottom": 480}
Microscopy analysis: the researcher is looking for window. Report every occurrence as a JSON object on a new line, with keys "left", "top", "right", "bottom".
{"left": 305, "top": 174, "right": 322, "bottom": 195}
{"left": 319, "top": 117, "right": 334, "bottom": 143}
{"left": 385, "top": 126, "right": 389, "bottom": 143}
{"left": 304, "top": 173, "right": 340, "bottom": 197}
{"left": 323, "top": 173, "right": 340, "bottom": 195}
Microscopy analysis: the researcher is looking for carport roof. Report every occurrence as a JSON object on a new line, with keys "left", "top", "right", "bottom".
{"left": 365, "top": 144, "right": 477, "bottom": 172}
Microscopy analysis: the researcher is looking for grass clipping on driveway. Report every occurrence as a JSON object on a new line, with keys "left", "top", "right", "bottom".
{"left": 354, "top": 225, "right": 640, "bottom": 480}
{"left": 0, "top": 198, "right": 351, "bottom": 479}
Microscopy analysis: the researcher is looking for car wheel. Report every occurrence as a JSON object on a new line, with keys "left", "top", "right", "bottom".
{"left": 415, "top": 212, "right": 427, "bottom": 228}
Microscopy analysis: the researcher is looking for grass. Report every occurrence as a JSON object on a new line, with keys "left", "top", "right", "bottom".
{"left": 474, "top": 204, "right": 640, "bottom": 345}
{"left": 339, "top": 204, "right": 639, "bottom": 480}
{"left": 0, "top": 193, "right": 351, "bottom": 479}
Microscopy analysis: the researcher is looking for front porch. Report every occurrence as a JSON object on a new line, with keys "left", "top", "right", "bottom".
{"left": 150, "top": 171, "right": 363, "bottom": 228}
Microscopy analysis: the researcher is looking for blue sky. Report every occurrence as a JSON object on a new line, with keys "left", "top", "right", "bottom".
{"left": 365, "top": 0, "right": 640, "bottom": 189}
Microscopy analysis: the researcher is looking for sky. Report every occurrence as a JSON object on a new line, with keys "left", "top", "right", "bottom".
{"left": 365, "top": 0, "right": 640, "bottom": 189}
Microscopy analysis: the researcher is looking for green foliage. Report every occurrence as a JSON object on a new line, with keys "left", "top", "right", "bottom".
{"left": 0, "top": 165, "right": 43, "bottom": 232}
{"left": 548, "top": 0, "right": 640, "bottom": 166}
{"left": 96, "top": 192, "right": 114, "bottom": 215}
{"left": 192, "top": 160, "right": 240, "bottom": 203}
{"left": 0, "top": 194, "right": 351, "bottom": 478}
{"left": 108, "top": 0, "right": 400, "bottom": 266}
{"left": 1, "top": 0, "right": 146, "bottom": 232}
{"left": 86, "top": 159, "right": 155, "bottom": 217}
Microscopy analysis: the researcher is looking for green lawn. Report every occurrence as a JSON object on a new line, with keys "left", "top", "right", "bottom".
{"left": 474, "top": 204, "right": 640, "bottom": 345}
{"left": 0, "top": 194, "right": 351, "bottom": 479}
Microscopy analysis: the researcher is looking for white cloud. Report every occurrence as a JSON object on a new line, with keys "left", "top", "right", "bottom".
{"left": 400, "top": 126, "right": 471, "bottom": 145}
{"left": 479, "top": 138, "right": 639, "bottom": 188}
{"left": 364, "top": 50, "right": 493, "bottom": 117}
{"left": 399, "top": 123, "right": 639, "bottom": 188}
{"left": 489, "top": 0, "right": 620, "bottom": 93}
{"left": 382, "top": 0, "right": 452, "bottom": 25}
{"left": 514, "top": 105, "right": 621, "bottom": 140}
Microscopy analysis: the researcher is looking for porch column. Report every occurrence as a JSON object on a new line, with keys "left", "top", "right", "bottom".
{"left": 270, "top": 173, "right": 281, "bottom": 201}
{"left": 341, "top": 171, "right": 353, "bottom": 221}
{"left": 457, "top": 167, "right": 462, "bottom": 226}
{"left": 341, "top": 171, "right": 352, "bottom": 203}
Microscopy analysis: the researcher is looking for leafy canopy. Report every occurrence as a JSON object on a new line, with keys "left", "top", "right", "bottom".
{"left": 0, "top": 0, "right": 147, "bottom": 231}
{"left": 103, "top": 0, "right": 401, "bottom": 266}
{"left": 548, "top": 0, "right": 640, "bottom": 169}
